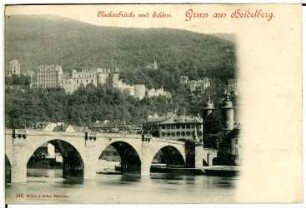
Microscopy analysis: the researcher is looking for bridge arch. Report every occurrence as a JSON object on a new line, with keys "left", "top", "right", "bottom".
{"left": 149, "top": 144, "right": 186, "bottom": 172}
{"left": 5, "top": 154, "right": 11, "bottom": 183}
{"left": 5, "top": 152, "right": 13, "bottom": 167}
{"left": 26, "top": 139, "right": 85, "bottom": 178}
{"left": 97, "top": 140, "right": 142, "bottom": 174}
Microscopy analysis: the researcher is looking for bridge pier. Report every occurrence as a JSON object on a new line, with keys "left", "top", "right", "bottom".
{"left": 84, "top": 165, "right": 97, "bottom": 179}
{"left": 83, "top": 149, "right": 97, "bottom": 179}
{"left": 195, "top": 145, "right": 205, "bottom": 169}
{"left": 141, "top": 161, "right": 151, "bottom": 176}
{"left": 140, "top": 145, "right": 152, "bottom": 176}
{"left": 83, "top": 156, "right": 97, "bottom": 179}
{"left": 11, "top": 162, "right": 27, "bottom": 183}
{"left": 11, "top": 144, "right": 28, "bottom": 183}
{"left": 84, "top": 159, "right": 97, "bottom": 179}
{"left": 202, "top": 148, "right": 218, "bottom": 166}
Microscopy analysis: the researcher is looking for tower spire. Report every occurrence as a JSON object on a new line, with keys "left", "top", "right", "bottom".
{"left": 222, "top": 80, "right": 234, "bottom": 131}
{"left": 225, "top": 80, "right": 231, "bottom": 100}
{"left": 203, "top": 94, "right": 214, "bottom": 120}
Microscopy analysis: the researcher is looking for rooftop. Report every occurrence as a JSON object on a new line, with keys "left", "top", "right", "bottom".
{"left": 147, "top": 114, "right": 202, "bottom": 125}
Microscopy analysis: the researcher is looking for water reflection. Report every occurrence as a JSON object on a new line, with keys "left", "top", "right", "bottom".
{"left": 6, "top": 169, "right": 237, "bottom": 204}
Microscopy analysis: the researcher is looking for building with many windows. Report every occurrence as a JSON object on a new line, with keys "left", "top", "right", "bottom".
{"left": 158, "top": 115, "right": 203, "bottom": 141}
{"left": 30, "top": 65, "right": 63, "bottom": 89}
{"left": 145, "top": 113, "right": 203, "bottom": 141}
{"left": 8, "top": 60, "right": 21, "bottom": 76}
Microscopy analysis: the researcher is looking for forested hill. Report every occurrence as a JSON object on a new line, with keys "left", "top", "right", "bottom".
{"left": 6, "top": 15, "right": 236, "bottom": 89}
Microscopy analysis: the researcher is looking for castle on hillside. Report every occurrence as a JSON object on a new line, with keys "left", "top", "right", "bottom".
{"left": 180, "top": 76, "right": 210, "bottom": 92}
{"left": 30, "top": 65, "right": 63, "bottom": 89}
{"left": 60, "top": 67, "right": 119, "bottom": 94}
{"left": 27, "top": 63, "right": 171, "bottom": 100}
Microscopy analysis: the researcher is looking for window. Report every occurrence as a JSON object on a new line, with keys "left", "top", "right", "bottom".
{"left": 171, "top": 132, "right": 175, "bottom": 137}
{"left": 186, "top": 131, "right": 190, "bottom": 136}
{"left": 176, "top": 132, "right": 180, "bottom": 136}
{"left": 181, "top": 132, "right": 185, "bottom": 136}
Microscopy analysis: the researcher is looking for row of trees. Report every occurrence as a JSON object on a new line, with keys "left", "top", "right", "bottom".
{"left": 6, "top": 84, "right": 172, "bottom": 128}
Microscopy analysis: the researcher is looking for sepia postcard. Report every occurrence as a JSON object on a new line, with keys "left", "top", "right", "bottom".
{"left": 4, "top": 3, "right": 302, "bottom": 205}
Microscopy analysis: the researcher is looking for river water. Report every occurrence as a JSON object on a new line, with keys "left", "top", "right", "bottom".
{"left": 6, "top": 169, "right": 237, "bottom": 204}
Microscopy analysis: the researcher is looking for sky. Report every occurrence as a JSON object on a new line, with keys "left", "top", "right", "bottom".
{"left": 5, "top": 4, "right": 238, "bottom": 35}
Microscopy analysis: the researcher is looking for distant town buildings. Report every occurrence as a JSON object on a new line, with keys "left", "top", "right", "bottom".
{"left": 8, "top": 60, "right": 21, "bottom": 77}
{"left": 180, "top": 76, "right": 210, "bottom": 92}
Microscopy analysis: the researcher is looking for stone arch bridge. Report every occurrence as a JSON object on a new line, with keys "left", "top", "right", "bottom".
{"left": 5, "top": 129, "right": 217, "bottom": 183}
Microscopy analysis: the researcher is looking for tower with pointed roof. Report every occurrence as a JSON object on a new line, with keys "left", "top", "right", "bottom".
{"left": 203, "top": 96, "right": 215, "bottom": 120}
{"left": 221, "top": 82, "right": 235, "bottom": 131}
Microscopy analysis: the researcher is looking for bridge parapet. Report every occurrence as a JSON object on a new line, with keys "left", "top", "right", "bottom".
{"left": 151, "top": 137, "right": 186, "bottom": 145}
{"left": 5, "top": 129, "right": 142, "bottom": 139}
{"left": 85, "top": 131, "right": 97, "bottom": 146}
{"left": 12, "top": 129, "right": 28, "bottom": 145}
{"left": 5, "top": 129, "right": 191, "bottom": 146}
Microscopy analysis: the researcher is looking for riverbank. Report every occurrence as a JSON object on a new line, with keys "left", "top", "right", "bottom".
{"left": 203, "top": 166, "right": 239, "bottom": 176}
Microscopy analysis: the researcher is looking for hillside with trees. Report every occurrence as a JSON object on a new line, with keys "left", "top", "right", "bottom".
{"left": 5, "top": 14, "right": 237, "bottom": 129}
{"left": 6, "top": 15, "right": 236, "bottom": 91}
